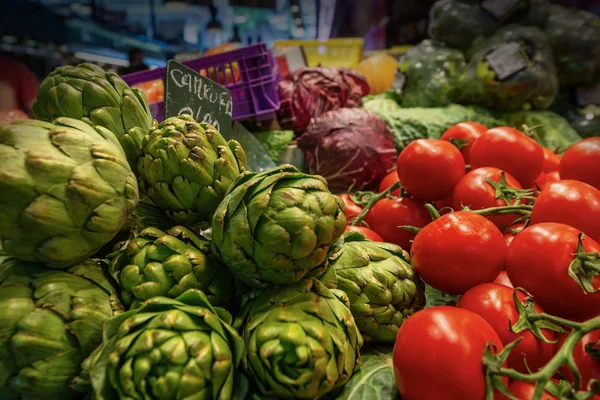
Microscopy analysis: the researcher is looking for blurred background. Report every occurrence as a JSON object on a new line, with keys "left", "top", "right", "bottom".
{"left": 0, "top": 0, "right": 598, "bottom": 117}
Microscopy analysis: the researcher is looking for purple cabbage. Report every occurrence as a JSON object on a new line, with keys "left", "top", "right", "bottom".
{"left": 277, "top": 67, "right": 370, "bottom": 133}
{"left": 297, "top": 108, "right": 397, "bottom": 192}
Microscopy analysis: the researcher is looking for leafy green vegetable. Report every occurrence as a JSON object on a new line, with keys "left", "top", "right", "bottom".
{"left": 363, "top": 96, "right": 503, "bottom": 150}
{"left": 425, "top": 284, "right": 461, "bottom": 308}
{"left": 254, "top": 130, "right": 295, "bottom": 162}
{"left": 428, "top": 0, "right": 551, "bottom": 51}
{"left": 399, "top": 40, "right": 467, "bottom": 108}
{"left": 544, "top": 5, "right": 600, "bottom": 87}
{"left": 505, "top": 110, "right": 582, "bottom": 152}
{"left": 334, "top": 349, "right": 398, "bottom": 400}
{"left": 462, "top": 26, "right": 559, "bottom": 111}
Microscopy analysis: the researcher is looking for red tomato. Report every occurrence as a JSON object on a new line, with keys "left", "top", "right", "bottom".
{"left": 452, "top": 167, "right": 526, "bottom": 229}
{"left": 458, "top": 283, "right": 556, "bottom": 373}
{"left": 503, "top": 223, "right": 525, "bottom": 247}
{"left": 506, "top": 223, "right": 600, "bottom": 320}
{"left": 493, "top": 271, "right": 514, "bottom": 288}
{"left": 558, "top": 329, "right": 600, "bottom": 389}
{"left": 542, "top": 147, "right": 562, "bottom": 173}
{"left": 0, "top": 109, "right": 29, "bottom": 125}
{"left": 393, "top": 306, "right": 506, "bottom": 400}
{"left": 470, "top": 127, "right": 545, "bottom": 187}
{"left": 410, "top": 211, "right": 507, "bottom": 294}
{"left": 397, "top": 139, "right": 465, "bottom": 201}
{"left": 533, "top": 172, "right": 547, "bottom": 190}
{"left": 497, "top": 381, "right": 558, "bottom": 400}
{"left": 544, "top": 171, "right": 561, "bottom": 185}
{"left": 434, "top": 193, "right": 455, "bottom": 214}
{"left": 338, "top": 193, "right": 363, "bottom": 221}
{"left": 441, "top": 122, "right": 488, "bottom": 163}
{"left": 364, "top": 197, "right": 430, "bottom": 251}
{"left": 378, "top": 170, "right": 400, "bottom": 196}
{"left": 345, "top": 225, "right": 384, "bottom": 241}
{"left": 559, "top": 137, "right": 600, "bottom": 190}
{"left": 530, "top": 180, "right": 600, "bottom": 243}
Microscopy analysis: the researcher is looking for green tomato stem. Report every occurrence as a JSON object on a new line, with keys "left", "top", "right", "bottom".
{"left": 488, "top": 313, "right": 600, "bottom": 399}
{"left": 351, "top": 182, "right": 402, "bottom": 226}
{"left": 468, "top": 204, "right": 534, "bottom": 216}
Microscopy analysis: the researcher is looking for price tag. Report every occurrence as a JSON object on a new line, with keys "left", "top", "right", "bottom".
{"left": 576, "top": 84, "right": 600, "bottom": 107}
{"left": 485, "top": 42, "right": 528, "bottom": 81}
{"left": 480, "top": 0, "right": 521, "bottom": 21}
{"left": 164, "top": 60, "right": 232, "bottom": 136}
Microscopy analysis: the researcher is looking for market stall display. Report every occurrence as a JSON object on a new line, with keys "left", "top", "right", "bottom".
{"left": 1, "top": 1, "right": 599, "bottom": 398}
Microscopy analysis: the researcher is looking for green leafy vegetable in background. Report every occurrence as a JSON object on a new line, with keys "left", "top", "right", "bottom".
{"left": 544, "top": 5, "right": 600, "bottom": 87}
{"left": 425, "top": 284, "right": 461, "bottom": 308}
{"left": 462, "top": 25, "right": 559, "bottom": 111}
{"left": 363, "top": 96, "right": 503, "bottom": 150}
{"left": 334, "top": 349, "right": 398, "bottom": 400}
{"left": 399, "top": 40, "right": 467, "bottom": 108}
{"left": 505, "top": 110, "right": 582, "bottom": 151}
{"left": 428, "top": 0, "right": 551, "bottom": 51}
{"left": 253, "top": 130, "right": 295, "bottom": 162}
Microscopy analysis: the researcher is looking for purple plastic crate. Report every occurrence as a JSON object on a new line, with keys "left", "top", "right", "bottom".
{"left": 122, "top": 43, "right": 281, "bottom": 123}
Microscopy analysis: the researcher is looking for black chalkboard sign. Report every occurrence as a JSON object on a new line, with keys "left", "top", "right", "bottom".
{"left": 164, "top": 60, "right": 233, "bottom": 136}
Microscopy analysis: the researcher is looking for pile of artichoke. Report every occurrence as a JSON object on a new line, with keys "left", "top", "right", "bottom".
{"left": 0, "top": 62, "right": 426, "bottom": 400}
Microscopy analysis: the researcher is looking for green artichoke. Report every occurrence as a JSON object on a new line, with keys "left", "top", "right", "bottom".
{"left": 88, "top": 289, "right": 246, "bottom": 400}
{"left": 212, "top": 164, "right": 347, "bottom": 288}
{"left": 137, "top": 115, "right": 247, "bottom": 226}
{"left": 321, "top": 231, "right": 425, "bottom": 343}
{"left": 0, "top": 257, "right": 123, "bottom": 400}
{"left": 32, "top": 63, "right": 153, "bottom": 168}
{"left": 234, "top": 279, "right": 363, "bottom": 399}
{"left": 0, "top": 118, "right": 139, "bottom": 268}
{"left": 109, "top": 225, "right": 235, "bottom": 309}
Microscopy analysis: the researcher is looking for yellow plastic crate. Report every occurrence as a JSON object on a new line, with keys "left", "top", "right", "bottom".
{"left": 363, "top": 46, "right": 413, "bottom": 60}
{"left": 274, "top": 38, "right": 364, "bottom": 68}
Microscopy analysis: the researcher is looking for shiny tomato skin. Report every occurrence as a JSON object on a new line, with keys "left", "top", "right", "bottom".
{"left": 410, "top": 211, "right": 507, "bottom": 294}
{"left": 558, "top": 329, "right": 600, "bottom": 389}
{"left": 470, "top": 127, "right": 545, "bottom": 187}
{"left": 364, "top": 197, "right": 430, "bottom": 251}
{"left": 338, "top": 193, "right": 363, "bottom": 221}
{"left": 397, "top": 139, "right": 466, "bottom": 201}
{"left": 441, "top": 122, "right": 488, "bottom": 163}
{"left": 345, "top": 225, "right": 384, "bottom": 241}
{"left": 493, "top": 271, "right": 514, "bottom": 288}
{"left": 452, "top": 167, "right": 525, "bottom": 229}
{"left": 559, "top": 137, "right": 600, "bottom": 190}
{"left": 506, "top": 222, "right": 600, "bottom": 320}
{"left": 503, "top": 223, "right": 525, "bottom": 247}
{"left": 532, "top": 172, "right": 547, "bottom": 191}
{"left": 542, "top": 147, "right": 562, "bottom": 173}
{"left": 497, "top": 381, "right": 558, "bottom": 400}
{"left": 378, "top": 170, "right": 401, "bottom": 195}
{"left": 544, "top": 171, "right": 561, "bottom": 185}
{"left": 530, "top": 180, "right": 600, "bottom": 243}
{"left": 393, "top": 306, "right": 506, "bottom": 400}
{"left": 457, "top": 283, "right": 556, "bottom": 373}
